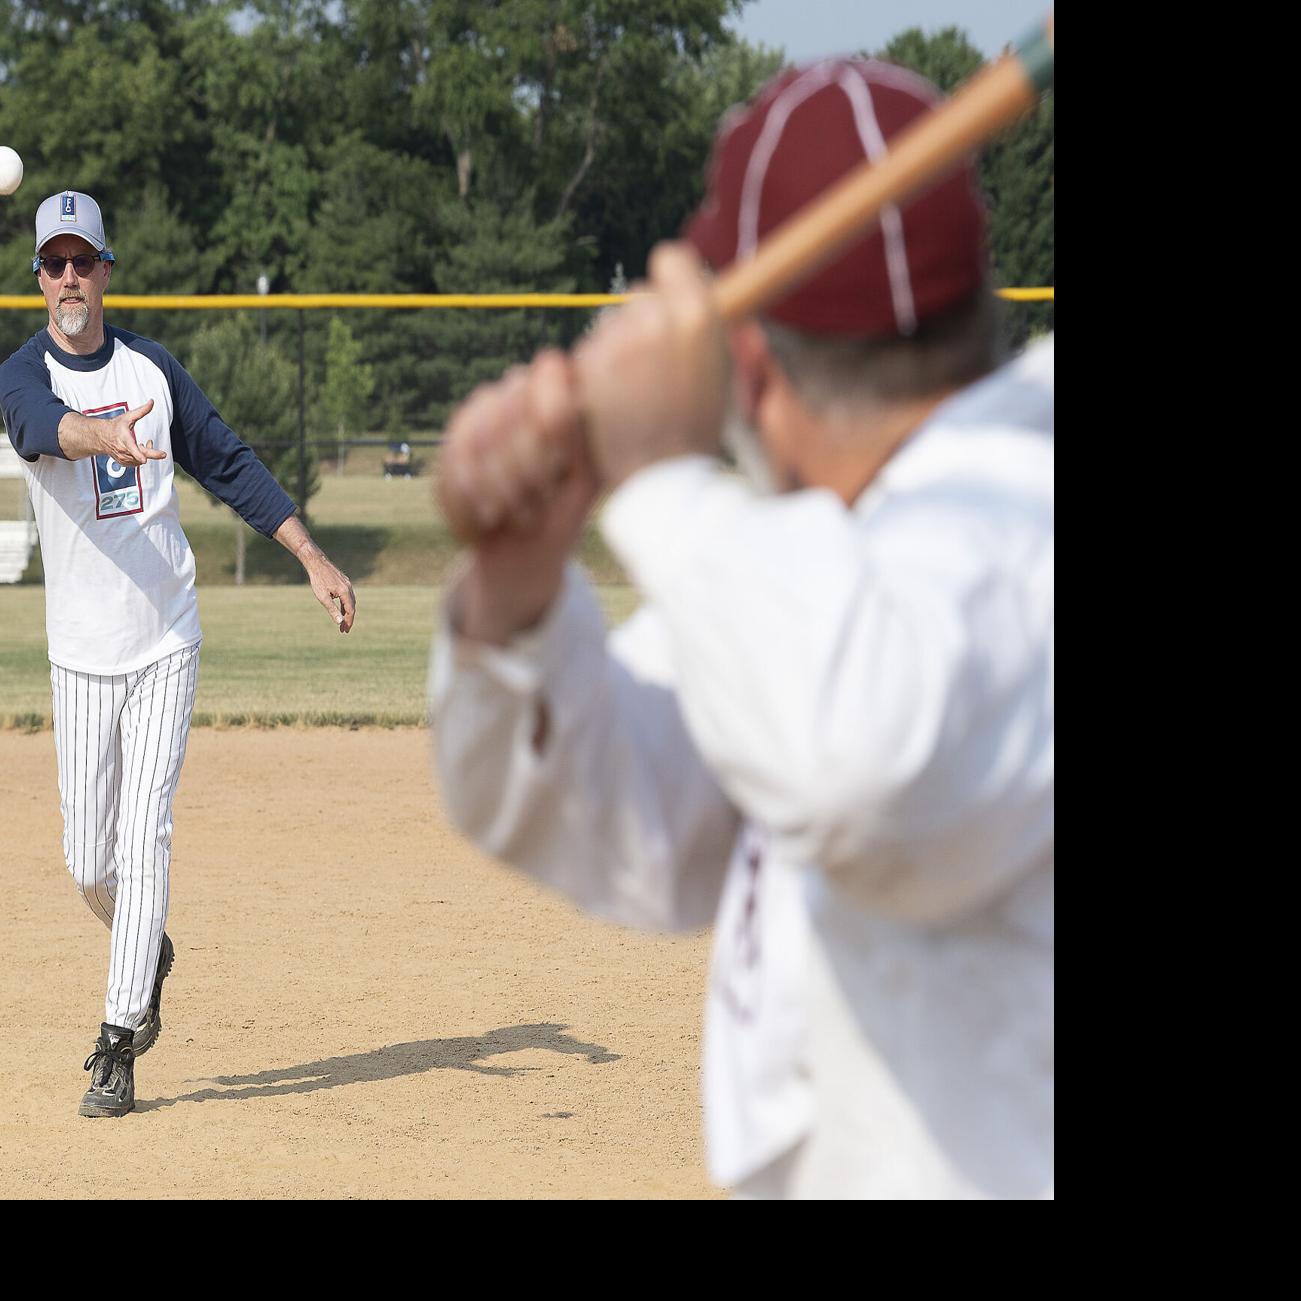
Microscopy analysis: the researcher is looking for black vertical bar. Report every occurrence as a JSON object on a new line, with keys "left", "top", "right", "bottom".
{"left": 297, "top": 309, "right": 307, "bottom": 515}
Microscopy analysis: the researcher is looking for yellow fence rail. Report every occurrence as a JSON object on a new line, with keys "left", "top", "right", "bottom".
{"left": 0, "top": 288, "right": 1053, "bottom": 310}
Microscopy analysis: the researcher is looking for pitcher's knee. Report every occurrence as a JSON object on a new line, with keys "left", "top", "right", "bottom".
{"left": 66, "top": 843, "right": 115, "bottom": 926}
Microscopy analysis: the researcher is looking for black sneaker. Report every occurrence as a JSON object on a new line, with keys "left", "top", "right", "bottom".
{"left": 132, "top": 932, "right": 174, "bottom": 1056}
{"left": 79, "top": 1023, "right": 136, "bottom": 1118}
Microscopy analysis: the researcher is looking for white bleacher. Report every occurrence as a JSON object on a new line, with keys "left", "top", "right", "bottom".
{"left": 0, "top": 439, "right": 36, "bottom": 584}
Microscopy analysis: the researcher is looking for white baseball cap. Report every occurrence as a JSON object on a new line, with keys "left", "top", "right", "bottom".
{"left": 34, "top": 190, "right": 114, "bottom": 256}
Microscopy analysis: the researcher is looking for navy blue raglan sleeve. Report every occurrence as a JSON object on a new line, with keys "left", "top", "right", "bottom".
{"left": 0, "top": 336, "right": 73, "bottom": 461}
{"left": 142, "top": 341, "right": 297, "bottom": 538}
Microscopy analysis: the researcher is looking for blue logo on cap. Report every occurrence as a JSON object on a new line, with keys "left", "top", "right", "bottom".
{"left": 60, "top": 193, "right": 76, "bottom": 222}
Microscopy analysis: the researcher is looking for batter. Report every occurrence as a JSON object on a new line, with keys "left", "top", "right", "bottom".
{"left": 429, "top": 61, "right": 1054, "bottom": 1198}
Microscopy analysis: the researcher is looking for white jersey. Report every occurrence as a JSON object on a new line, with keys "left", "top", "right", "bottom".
{"left": 0, "top": 326, "right": 296, "bottom": 674}
{"left": 22, "top": 337, "right": 199, "bottom": 673}
{"left": 431, "top": 338, "right": 1055, "bottom": 1196}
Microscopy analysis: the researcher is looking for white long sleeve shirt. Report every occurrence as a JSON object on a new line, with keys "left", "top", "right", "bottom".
{"left": 429, "top": 337, "right": 1054, "bottom": 1197}
{"left": 0, "top": 326, "right": 295, "bottom": 674}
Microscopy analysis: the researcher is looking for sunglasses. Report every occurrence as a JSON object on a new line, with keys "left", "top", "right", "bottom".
{"left": 32, "top": 251, "right": 115, "bottom": 277}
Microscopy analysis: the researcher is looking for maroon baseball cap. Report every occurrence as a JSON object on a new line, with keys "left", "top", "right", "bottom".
{"left": 684, "top": 59, "right": 988, "bottom": 338}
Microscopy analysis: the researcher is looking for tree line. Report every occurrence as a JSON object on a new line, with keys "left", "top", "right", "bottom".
{"left": 0, "top": 1, "right": 1053, "bottom": 473}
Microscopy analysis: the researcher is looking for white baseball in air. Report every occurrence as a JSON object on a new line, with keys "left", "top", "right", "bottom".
{"left": 0, "top": 146, "right": 23, "bottom": 196}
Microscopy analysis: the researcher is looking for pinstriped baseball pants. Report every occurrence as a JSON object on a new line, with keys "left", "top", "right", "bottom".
{"left": 50, "top": 642, "right": 200, "bottom": 1030}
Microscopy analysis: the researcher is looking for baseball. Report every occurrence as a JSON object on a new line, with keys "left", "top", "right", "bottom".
{"left": 0, "top": 146, "right": 22, "bottom": 196}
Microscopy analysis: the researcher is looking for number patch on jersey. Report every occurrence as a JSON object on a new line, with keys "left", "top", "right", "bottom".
{"left": 93, "top": 455, "right": 143, "bottom": 518}
{"left": 84, "top": 403, "right": 146, "bottom": 520}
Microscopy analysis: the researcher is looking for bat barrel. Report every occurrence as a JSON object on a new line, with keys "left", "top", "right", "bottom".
{"left": 713, "top": 12, "right": 1055, "bottom": 324}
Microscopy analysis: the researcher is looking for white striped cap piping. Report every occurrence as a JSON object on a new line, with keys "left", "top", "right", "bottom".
{"left": 836, "top": 65, "right": 917, "bottom": 336}
{"left": 737, "top": 62, "right": 844, "bottom": 260}
{"left": 735, "top": 59, "right": 928, "bottom": 336}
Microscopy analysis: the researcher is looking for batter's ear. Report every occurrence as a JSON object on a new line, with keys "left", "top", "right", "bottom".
{"left": 728, "top": 320, "right": 772, "bottom": 424}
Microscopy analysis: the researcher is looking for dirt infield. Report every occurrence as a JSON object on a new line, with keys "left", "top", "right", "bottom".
{"left": 0, "top": 728, "right": 719, "bottom": 1200}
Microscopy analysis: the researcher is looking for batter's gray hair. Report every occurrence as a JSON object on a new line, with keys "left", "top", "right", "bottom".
{"left": 759, "top": 282, "right": 1003, "bottom": 411}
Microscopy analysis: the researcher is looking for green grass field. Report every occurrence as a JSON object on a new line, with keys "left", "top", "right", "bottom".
{"left": 0, "top": 479, "right": 24, "bottom": 518}
{"left": 1, "top": 457, "right": 639, "bottom": 728}
{"left": 8, "top": 468, "right": 626, "bottom": 587}
{"left": 0, "top": 584, "right": 641, "bottom": 729}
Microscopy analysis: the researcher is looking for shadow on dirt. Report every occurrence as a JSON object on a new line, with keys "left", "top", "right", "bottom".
{"left": 136, "top": 1022, "right": 620, "bottom": 1112}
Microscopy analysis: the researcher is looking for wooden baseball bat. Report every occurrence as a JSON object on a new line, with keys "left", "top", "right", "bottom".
{"left": 442, "top": 13, "right": 1054, "bottom": 539}
{"left": 713, "top": 12, "right": 1055, "bottom": 323}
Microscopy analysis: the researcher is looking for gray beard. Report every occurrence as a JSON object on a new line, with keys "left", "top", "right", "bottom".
{"left": 55, "top": 300, "right": 90, "bottom": 336}
{"left": 722, "top": 411, "right": 779, "bottom": 496}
